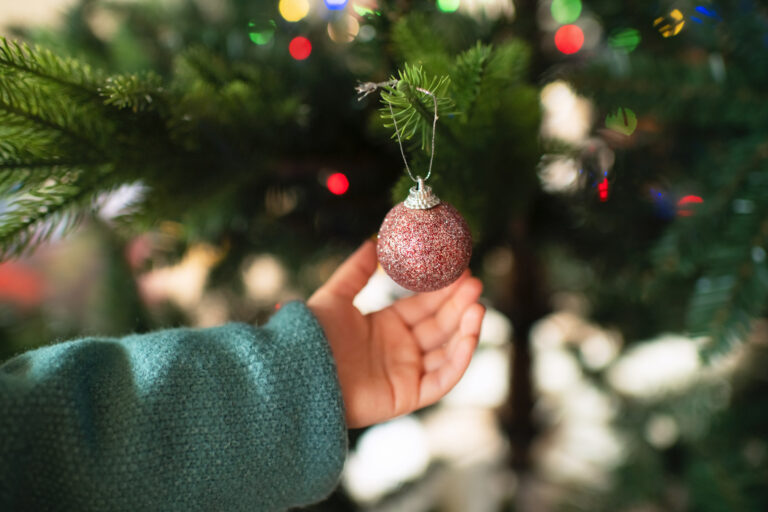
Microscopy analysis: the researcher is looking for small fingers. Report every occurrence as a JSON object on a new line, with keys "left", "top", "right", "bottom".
{"left": 318, "top": 240, "right": 378, "bottom": 301}
{"left": 417, "top": 304, "right": 485, "bottom": 408}
{"left": 390, "top": 270, "right": 470, "bottom": 326}
{"left": 412, "top": 277, "right": 483, "bottom": 351}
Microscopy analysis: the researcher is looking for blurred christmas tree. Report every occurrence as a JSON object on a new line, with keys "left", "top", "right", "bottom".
{"left": 2, "top": 0, "right": 768, "bottom": 510}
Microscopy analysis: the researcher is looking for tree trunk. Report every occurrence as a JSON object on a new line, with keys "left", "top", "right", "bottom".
{"left": 499, "top": 218, "right": 550, "bottom": 511}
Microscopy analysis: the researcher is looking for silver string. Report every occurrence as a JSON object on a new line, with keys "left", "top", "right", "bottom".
{"left": 356, "top": 81, "right": 439, "bottom": 184}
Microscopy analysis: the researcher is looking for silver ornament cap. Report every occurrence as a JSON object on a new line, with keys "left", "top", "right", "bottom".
{"left": 403, "top": 177, "right": 441, "bottom": 210}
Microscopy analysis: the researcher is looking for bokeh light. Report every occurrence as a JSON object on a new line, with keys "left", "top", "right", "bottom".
{"left": 353, "top": 3, "right": 381, "bottom": 17}
{"left": 540, "top": 81, "right": 592, "bottom": 143}
{"left": 598, "top": 177, "right": 609, "bottom": 202}
{"left": 289, "top": 36, "right": 312, "bottom": 60}
{"left": 550, "top": 0, "right": 582, "bottom": 24}
{"left": 248, "top": 19, "right": 276, "bottom": 45}
{"left": 649, "top": 187, "right": 676, "bottom": 220}
{"left": 243, "top": 254, "right": 287, "bottom": 302}
{"left": 437, "top": 0, "right": 460, "bottom": 13}
{"left": 326, "top": 172, "right": 349, "bottom": 195}
{"left": 608, "top": 28, "right": 640, "bottom": 53}
{"left": 554, "top": 24, "right": 584, "bottom": 55}
{"left": 343, "top": 416, "right": 429, "bottom": 503}
{"left": 605, "top": 107, "right": 637, "bottom": 136}
{"left": 325, "top": 0, "right": 348, "bottom": 10}
{"left": 327, "top": 15, "right": 360, "bottom": 43}
{"left": 654, "top": 9, "right": 685, "bottom": 38}
{"left": 677, "top": 195, "right": 703, "bottom": 217}
{"left": 691, "top": 5, "right": 720, "bottom": 24}
{"left": 539, "top": 157, "right": 579, "bottom": 193}
{"left": 357, "top": 24, "right": 376, "bottom": 42}
{"left": 0, "top": 262, "right": 44, "bottom": 309}
{"left": 279, "top": 0, "right": 310, "bottom": 22}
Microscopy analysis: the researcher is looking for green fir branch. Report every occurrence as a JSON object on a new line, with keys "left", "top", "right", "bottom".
{"left": 99, "top": 72, "right": 166, "bottom": 113}
{"left": 0, "top": 37, "right": 102, "bottom": 97}
{"left": 0, "top": 169, "right": 107, "bottom": 259}
{"left": 451, "top": 42, "right": 492, "bottom": 119}
{"left": 380, "top": 65, "right": 454, "bottom": 150}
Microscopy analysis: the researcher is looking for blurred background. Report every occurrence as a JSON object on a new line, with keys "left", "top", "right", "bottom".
{"left": 2, "top": 0, "right": 768, "bottom": 510}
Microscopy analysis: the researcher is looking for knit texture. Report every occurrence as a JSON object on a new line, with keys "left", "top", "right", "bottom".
{"left": 0, "top": 301, "right": 347, "bottom": 511}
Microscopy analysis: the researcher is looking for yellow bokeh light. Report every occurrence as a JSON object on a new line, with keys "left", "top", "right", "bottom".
{"left": 327, "top": 15, "right": 360, "bottom": 43}
{"left": 653, "top": 8, "right": 685, "bottom": 38}
{"left": 279, "top": 0, "right": 310, "bottom": 22}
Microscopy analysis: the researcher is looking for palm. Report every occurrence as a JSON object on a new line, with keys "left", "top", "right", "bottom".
{"left": 308, "top": 241, "right": 484, "bottom": 428}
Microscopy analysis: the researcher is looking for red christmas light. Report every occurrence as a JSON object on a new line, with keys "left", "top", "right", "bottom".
{"left": 598, "top": 177, "right": 609, "bottom": 202}
{"left": 677, "top": 195, "right": 703, "bottom": 216}
{"left": 555, "top": 24, "right": 585, "bottom": 55}
{"left": 326, "top": 172, "right": 349, "bottom": 195}
{"left": 289, "top": 36, "right": 312, "bottom": 60}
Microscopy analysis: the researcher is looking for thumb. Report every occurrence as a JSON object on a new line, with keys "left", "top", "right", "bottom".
{"left": 318, "top": 239, "right": 378, "bottom": 301}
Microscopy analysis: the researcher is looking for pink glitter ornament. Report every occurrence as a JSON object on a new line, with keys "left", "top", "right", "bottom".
{"left": 377, "top": 180, "right": 472, "bottom": 292}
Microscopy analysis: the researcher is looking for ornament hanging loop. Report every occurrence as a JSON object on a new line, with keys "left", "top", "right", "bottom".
{"left": 404, "top": 176, "right": 441, "bottom": 210}
{"left": 355, "top": 80, "right": 439, "bottom": 184}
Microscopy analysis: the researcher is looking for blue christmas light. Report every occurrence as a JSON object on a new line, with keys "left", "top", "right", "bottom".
{"left": 695, "top": 6, "right": 720, "bottom": 19}
{"left": 325, "top": 0, "right": 348, "bottom": 10}
{"left": 692, "top": 6, "right": 721, "bottom": 24}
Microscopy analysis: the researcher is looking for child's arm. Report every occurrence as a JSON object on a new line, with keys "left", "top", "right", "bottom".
{"left": 0, "top": 240, "right": 484, "bottom": 510}
{"left": 0, "top": 302, "right": 345, "bottom": 511}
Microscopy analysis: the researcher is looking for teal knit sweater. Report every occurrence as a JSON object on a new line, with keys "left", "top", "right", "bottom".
{"left": 0, "top": 301, "right": 347, "bottom": 511}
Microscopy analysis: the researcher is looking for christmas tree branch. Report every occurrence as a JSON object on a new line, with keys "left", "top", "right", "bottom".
{"left": 377, "top": 65, "right": 454, "bottom": 151}
{"left": 0, "top": 37, "right": 102, "bottom": 97}
{"left": 0, "top": 172, "right": 103, "bottom": 258}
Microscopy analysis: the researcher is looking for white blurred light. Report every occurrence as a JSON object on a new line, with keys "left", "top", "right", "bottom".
{"left": 458, "top": 0, "right": 515, "bottom": 20}
{"left": 540, "top": 81, "right": 593, "bottom": 143}
{"left": 139, "top": 244, "right": 223, "bottom": 309}
{"left": 534, "top": 349, "right": 581, "bottom": 393}
{"left": 645, "top": 414, "right": 679, "bottom": 449}
{"left": 423, "top": 407, "right": 507, "bottom": 464}
{"left": 242, "top": 254, "right": 287, "bottom": 301}
{"left": 443, "top": 347, "right": 510, "bottom": 407}
{"left": 560, "top": 383, "right": 617, "bottom": 423}
{"left": 479, "top": 307, "right": 513, "bottom": 347}
{"left": 709, "top": 53, "right": 726, "bottom": 83}
{"left": 531, "top": 316, "right": 568, "bottom": 351}
{"left": 357, "top": 24, "right": 376, "bottom": 42}
{"left": 532, "top": 311, "right": 589, "bottom": 351}
{"left": 580, "top": 332, "right": 620, "bottom": 370}
{"left": 607, "top": 336, "right": 701, "bottom": 398}
{"left": 0, "top": 0, "right": 77, "bottom": 29}
{"left": 343, "top": 416, "right": 430, "bottom": 503}
{"left": 353, "top": 267, "right": 410, "bottom": 314}
{"left": 539, "top": 157, "right": 579, "bottom": 193}
{"left": 541, "top": 421, "right": 624, "bottom": 486}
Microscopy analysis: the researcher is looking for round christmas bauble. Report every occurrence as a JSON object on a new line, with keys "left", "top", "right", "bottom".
{"left": 377, "top": 183, "right": 472, "bottom": 292}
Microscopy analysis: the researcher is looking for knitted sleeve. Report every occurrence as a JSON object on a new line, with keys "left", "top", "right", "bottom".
{"left": 0, "top": 301, "right": 347, "bottom": 512}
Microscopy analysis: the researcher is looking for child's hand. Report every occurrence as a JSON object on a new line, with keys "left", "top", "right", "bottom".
{"left": 308, "top": 240, "right": 485, "bottom": 428}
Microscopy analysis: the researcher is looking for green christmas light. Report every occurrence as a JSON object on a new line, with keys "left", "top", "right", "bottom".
{"left": 437, "top": 0, "right": 460, "bottom": 13}
{"left": 248, "top": 20, "right": 277, "bottom": 45}
{"left": 608, "top": 28, "right": 641, "bottom": 53}
{"left": 605, "top": 107, "right": 637, "bottom": 136}
{"left": 353, "top": 4, "right": 380, "bottom": 17}
{"left": 550, "top": 0, "right": 582, "bottom": 24}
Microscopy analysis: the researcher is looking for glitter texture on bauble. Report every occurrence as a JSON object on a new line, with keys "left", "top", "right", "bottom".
{"left": 377, "top": 183, "right": 472, "bottom": 292}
